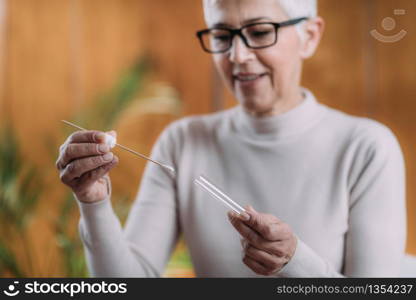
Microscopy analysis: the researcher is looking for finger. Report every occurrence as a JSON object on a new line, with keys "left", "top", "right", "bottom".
{"left": 231, "top": 215, "right": 282, "bottom": 255}
{"left": 75, "top": 156, "right": 119, "bottom": 190}
{"left": 228, "top": 213, "right": 263, "bottom": 245}
{"left": 60, "top": 152, "right": 114, "bottom": 184}
{"left": 59, "top": 143, "right": 111, "bottom": 169}
{"left": 227, "top": 210, "right": 250, "bottom": 223}
{"left": 245, "top": 244, "right": 283, "bottom": 272}
{"left": 56, "top": 140, "right": 71, "bottom": 169}
{"left": 240, "top": 238, "right": 248, "bottom": 249}
{"left": 244, "top": 206, "right": 284, "bottom": 241}
{"left": 69, "top": 130, "right": 106, "bottom": 144}
{"left": 56, "top": 131, "right": 107, "bottom": 170}
{"left": 242, "top": 255, "right": 271, "bottom": 276}
{"left": 240, "top": 239, "right": 249, "bottom": 259}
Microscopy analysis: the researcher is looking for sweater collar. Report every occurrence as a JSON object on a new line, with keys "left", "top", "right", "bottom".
{"left": 232, "top": 88, "right": 325, "bottom": 140}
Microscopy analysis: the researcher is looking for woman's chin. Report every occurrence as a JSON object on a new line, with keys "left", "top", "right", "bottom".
{"left": 240, "top": 98, "right": 275, "bottom": 117}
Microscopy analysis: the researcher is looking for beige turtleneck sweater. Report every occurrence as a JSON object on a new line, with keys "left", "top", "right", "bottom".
{"left": 77, "top": 89, "right": 406, "bottom": 277}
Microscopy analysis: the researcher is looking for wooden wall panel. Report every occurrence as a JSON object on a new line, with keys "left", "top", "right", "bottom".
{"left": 5, "top": 0, "right": 73, "bottom": 164}
{"left": 0, "top": 0, "right": 6, "bottom": 118}
{"left": 3, "top": 0, "right": 74, "bottom": 276}
{"left": 140, "top": 0, "right": 213, "bottom": 115}
{"left": 303, "top": 0, "right": 369, "bottom": 115}
{"left": 77, "top": 0, "right": 145, "bottom": 109}
{"left": 1, "top": 0, "right": 415, "bottom": 275}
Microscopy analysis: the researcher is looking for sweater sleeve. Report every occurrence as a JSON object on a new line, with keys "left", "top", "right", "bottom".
{"left": 277, "top": 122, "right": 406, "bottom": 277}
{"left": 77, "top": 123, "right": 180, "bottom": 277}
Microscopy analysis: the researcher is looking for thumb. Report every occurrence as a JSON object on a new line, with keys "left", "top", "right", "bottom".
{"left": 245, "top": 205, "right": 258, "bottom": 219}
{"left": 245, "top": 205, "right": 257, "bottom": 214}
{"left": 244, "top": 205, "right": 264, "bottom": 231}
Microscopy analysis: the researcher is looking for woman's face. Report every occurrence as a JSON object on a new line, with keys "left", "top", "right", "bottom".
{"left": 203, "top": 0, "right": 304, "bottom": 116}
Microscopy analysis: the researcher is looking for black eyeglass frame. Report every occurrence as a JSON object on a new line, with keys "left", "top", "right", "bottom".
{"left": 196, "top": 17, "right": 308, "bottom": 54}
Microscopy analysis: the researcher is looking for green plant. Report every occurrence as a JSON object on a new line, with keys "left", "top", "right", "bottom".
{"left": 0, "top": 125, "right": 43, "bottom": 277}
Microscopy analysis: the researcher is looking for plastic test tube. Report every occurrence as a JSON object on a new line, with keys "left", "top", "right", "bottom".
{"left": 194, "top": 175, "right": 246, "bottom": 215}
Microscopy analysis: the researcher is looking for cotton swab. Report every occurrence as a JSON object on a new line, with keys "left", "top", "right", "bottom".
{"left": 61, "top": 120, "right": 176, "bottom": 174}
{"left": 194, "top": 175, "right": 246, "bottom": 215}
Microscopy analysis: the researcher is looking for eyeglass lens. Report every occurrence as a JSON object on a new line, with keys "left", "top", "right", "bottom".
{"left": 201, "top": 23, "right": 277, "bottom": 52}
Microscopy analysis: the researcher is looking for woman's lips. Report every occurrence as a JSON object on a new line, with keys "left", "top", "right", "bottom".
{"left": 233, "top": 73, "right": 267, "bottom": 87}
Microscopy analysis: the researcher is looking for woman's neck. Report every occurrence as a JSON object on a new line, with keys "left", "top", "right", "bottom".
{"left": 244, "top": 88, "right": 305, "bottom": 118}
{"left": 232, "top": 88, "right": 324, "bottom": 140}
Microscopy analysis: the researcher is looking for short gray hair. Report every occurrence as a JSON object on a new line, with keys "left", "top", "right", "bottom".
{"left": 277, "top": 0, "right": 318, "bottom": 40}
{"left": 277, "top": 0, "right": 317, "bottom": 19}
{"left": 203, "top": 0, "right": 318, "bottom": 40}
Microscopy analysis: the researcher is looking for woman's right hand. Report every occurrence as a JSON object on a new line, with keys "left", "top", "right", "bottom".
{"left": 56, "top": 130, "right": 119, "bottom": 203}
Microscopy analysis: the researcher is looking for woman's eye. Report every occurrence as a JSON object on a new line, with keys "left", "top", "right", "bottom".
{"left": 213, "top": 35, "right": 231, "bottom": 41}
{"left": 251, "top": 31, "right": 272, "bottom": 37}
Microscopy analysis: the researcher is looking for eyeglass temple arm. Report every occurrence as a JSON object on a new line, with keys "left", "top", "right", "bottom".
{"left": 279, "top": 17, "right": 309, "bottom": 28}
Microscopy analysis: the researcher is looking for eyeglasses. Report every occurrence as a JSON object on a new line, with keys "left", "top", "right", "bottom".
{"left": 196, "top": 17, "right": 308, "bottom": 54}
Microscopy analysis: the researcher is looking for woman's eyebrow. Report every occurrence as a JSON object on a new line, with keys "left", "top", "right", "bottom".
{"left": 212, "top": 22, "right": 233, "bottom": 28}
{"left": 242, "top": 17, "right": 273, "bottom": 24}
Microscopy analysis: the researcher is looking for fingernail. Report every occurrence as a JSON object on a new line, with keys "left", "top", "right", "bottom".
{"left": 95, "top": 132, "right": 105, "bottom": 142}
{"left": 99, "top": 144, "right": 110, "bottom": 153}
{"left": 103, "top": 152, "right": 113, "bottom": 161}
{"left": 240, "top": 212, "right": 250, "bottom": 221}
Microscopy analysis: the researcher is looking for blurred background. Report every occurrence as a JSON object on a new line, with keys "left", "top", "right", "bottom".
{"left": 0, "top": 0, "right": 415, "bottom": 277}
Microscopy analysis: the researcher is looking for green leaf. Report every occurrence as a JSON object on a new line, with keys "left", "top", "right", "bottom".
{"left": 0, "top": 240, "right": 24, "bottom": 277}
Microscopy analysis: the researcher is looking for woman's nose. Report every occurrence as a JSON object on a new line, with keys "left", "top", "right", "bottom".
{"left": 229, "top": 36, "right": 255, "bottom": 64}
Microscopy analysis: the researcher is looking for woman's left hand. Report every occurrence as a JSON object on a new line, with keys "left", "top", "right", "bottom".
{"left": 228, "top": 206, "right": 297, "bottom": 276}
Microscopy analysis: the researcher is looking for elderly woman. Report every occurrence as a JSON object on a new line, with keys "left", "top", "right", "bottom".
{"left": 56, "top": 0, "right": 406, "bottom": 277}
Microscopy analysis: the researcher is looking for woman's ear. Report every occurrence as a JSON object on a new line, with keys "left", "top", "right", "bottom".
{"left": 299, "top": 17, "right": 325, "bottom": 59}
